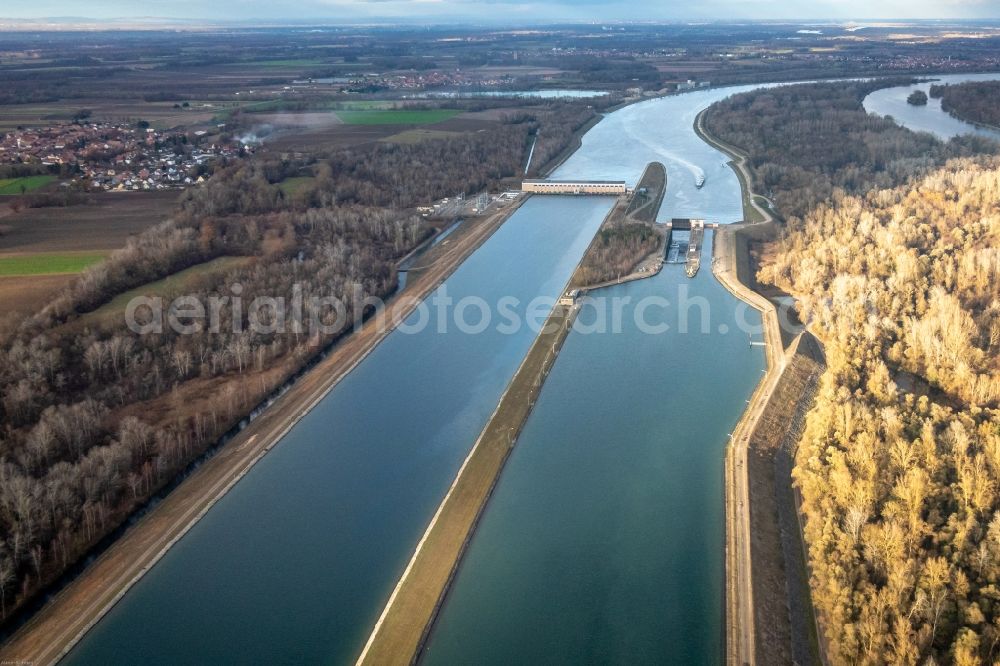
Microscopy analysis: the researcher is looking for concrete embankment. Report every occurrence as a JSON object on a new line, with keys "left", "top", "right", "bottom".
{"left": 356, "top": 198, "right": 620, "bottom": 666}
{"left": 0, "top": 200, "right": 528, "bottom": 666}
{"left": 356, "top": 300, "right": 580, "bottom": 666}
{"left": 710, "top": 165, "right": 822, "bottom": 663}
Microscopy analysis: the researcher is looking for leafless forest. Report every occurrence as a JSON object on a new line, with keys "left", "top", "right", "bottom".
{"left": 0, "top": 105, "right": 594, "bottom": 623}
{"left": 931, "top": 81, "right": 1000, "bottom": 129}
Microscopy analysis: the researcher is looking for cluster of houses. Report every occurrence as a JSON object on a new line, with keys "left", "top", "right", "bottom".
{"left": 0, "top": 122, "right": 249, "bottom": 192}
{"left": 349, "top": 70, "right": 515, "bottom": 92}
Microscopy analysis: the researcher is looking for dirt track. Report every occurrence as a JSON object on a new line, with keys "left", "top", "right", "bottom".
{"left": 0, "top": 200, "right": 525, "bottom": 666}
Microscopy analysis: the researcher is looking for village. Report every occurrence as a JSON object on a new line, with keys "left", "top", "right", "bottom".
{"left": 290, "top": 69, "right": 518, "bottom": 94}
{"left": 0, "top": 121, "right": 249, "bottom": 191}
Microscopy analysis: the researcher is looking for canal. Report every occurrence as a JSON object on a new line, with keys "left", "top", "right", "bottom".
{"left": 422, "top": 89, "right": 768, "bottom": 664}
{"left": 422, "top": 71, "right": 1000, "bottom": 665}
{"left": 67, "top": 82, "right": 794, "bottom": 665}
{"left": 64, "top": 196, "right": 612, "bottom": 665}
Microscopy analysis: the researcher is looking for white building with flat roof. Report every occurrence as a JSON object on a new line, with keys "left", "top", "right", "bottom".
{"left": 521, "top": 179, "right": 628, "bottom": 195}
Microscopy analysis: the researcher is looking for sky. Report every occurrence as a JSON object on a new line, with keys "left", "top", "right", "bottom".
{"left": 1, "top": 0, "right": 999, "bottom": 22}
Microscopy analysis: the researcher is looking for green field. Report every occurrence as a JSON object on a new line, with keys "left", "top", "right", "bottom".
{"left": 334, "top": 101, "right": 397, "bottom": 110}
{"left": 80, "top": 256, "right": 253, "bottom": 325}
{"left": 0, "top": 175, "right": 58, "bottom": 195}
{"left": 0, "top": 251, "right": 106, "bottom": 276}
{"left": 334, "top": 109, "right": 461, "bottom": 125}
{"left": 241, "top": 58, "right": 326, "bottom": 68}
{"left": 277, "top": 176, "right": 316, "bottom": 195}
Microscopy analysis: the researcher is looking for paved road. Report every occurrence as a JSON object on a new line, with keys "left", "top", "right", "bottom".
{"left": 698, "top": 108, "right": 784, "bottom": 666}
{"left": 713, "top": 227, "right": 785, "bottom": 666}
{"left": 0, "top": 201, "right": 525, "bottom": 666}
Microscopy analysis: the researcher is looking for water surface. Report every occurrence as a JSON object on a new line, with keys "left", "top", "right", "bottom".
{"left": 65, "top": 196, "right": 612, "bottom": 665}
{"left": 424, "top": 88, "right": 768, "bottom": 664}
{"left": 424, "top": 252, "right": 765, "bottom": 665}
{"left": 863, "top": 72, "right": 1000, "bottom": 141}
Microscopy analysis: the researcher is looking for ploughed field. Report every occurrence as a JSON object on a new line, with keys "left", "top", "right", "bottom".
{"left": 0, "top": 190, "right": 178, "bottom": 318}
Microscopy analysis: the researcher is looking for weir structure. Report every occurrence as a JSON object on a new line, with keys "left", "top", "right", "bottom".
{"left": 521, "top": 179, "right": 629, "bottom": 195}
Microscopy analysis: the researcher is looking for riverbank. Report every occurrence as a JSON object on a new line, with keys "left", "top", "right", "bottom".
{"left": 535, "top": 113, "right": 605, "bottom": 177}
{"left": 712, "top": 224, "right": 776, "bottom": 666}
{"left": 701, "top": 109, "right": 822, "bottom": 664}
{"left": 0, "top": 198, "right": 529, "bottom": 666}
{"left": 693, "top": 109, "right": 777, "bottom": 225}
{"left": 356, "top": 299, "right": 581, "bottom": 666}
{"left": 355, "top": 198, "right": 616, "bottom": 665}
{"left": 573, "top": 162, "right": 668, "bottom": 289}
{"left": 942, "top": 106, "right": 1000, "bottom": 133}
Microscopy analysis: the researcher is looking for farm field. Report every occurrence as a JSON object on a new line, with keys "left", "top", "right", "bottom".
{"left": 0, "top": 100, "right": 229, "bottom": 131}
{"left": 0, "top": 274, "right": 75, "bottom": 319}
{"left": 0, "top": 251, "right": 106, "bottom": 276}
{"left": 334, "top": 109, "right": 461, "bottom": 125}
{"left": 265, "top": 124, "right": 403, "bottom": 151}
{"left": 381, "top": 128, "right": 462, "bottom": 144}
{"left": 264, "top": 111, "right": 498, "bottom": 152}
{"left": 0, "top": 175, "right": 57, "bottom": 195}
{"left": 0, "top": 190, "right": 179, "bottom": 253}
{"left": 0, "top": 190, "right": 178, "bottom": 319}
{"left": 75, "top": 255, "right": 253, "bottom": 328}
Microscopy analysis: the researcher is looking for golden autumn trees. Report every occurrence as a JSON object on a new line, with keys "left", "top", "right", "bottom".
{"left": 707, "top": 80, "right": 1000, "bottom": 663}
{"left": 766, "top": 163, "right": 1000, "bottom": 664}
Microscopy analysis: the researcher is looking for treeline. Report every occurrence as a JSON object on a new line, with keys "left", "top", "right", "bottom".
{"left": 706, "top": 81, "right": 1000, "bottom": 663}
{"left": 764, "top": 161, "right": 1000, "bottom": 665}
{"left": 180, "top": 123, "right": 530, "bottom": 219}
{"left": 931, "top": 81, "right": 1000, "bottom": 129}
{"left": 575, "top": 222, "right": 661, "bottom": 286}
{"left": 1, "top": 107, "right": 553, "bottom": 624}
{"left": 0, "top": 164, "right": 56, "bottom": 180}
{"left": 525, "top": 103, "right": 599, "bottom": 176}
{"left": 703, "top": 79, "right": 997, "bottom": 219}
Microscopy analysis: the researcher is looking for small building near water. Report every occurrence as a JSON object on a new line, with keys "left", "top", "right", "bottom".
{"left": 558, "top": 289, "right": 581, "bottom": 306}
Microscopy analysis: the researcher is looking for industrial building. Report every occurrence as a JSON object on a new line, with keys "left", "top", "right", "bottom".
{"left": 521, "top": 179, "right": 629, "bottom": 195}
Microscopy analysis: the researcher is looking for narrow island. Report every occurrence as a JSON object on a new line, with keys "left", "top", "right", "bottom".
{"left": 572, "top": 161, "right": 667, "bottom": 289}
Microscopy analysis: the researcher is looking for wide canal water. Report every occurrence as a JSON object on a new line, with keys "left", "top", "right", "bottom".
{"left": 423, "top": 90, "right": 768, "bottom": 664}
{"left": 67, "top": 84, "right": 773, "bottom": 664}
{"left": 64, "top": 196, "right": 612, "bottom": 664}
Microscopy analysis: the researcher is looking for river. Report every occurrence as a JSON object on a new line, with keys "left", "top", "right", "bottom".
{"left": 420, "top": 71, "right": 1000, "bottom": 665}
{"left": 421, "top": 88, "right": 768, "bottom": 664}
{"left": 863, "top": 72, "right": 1000, "bottom": 141}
